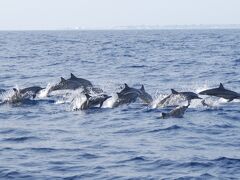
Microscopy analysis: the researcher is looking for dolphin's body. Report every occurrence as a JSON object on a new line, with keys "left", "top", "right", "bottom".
{"left": 2, "top": 86, "right": 42, "bottom": 104}
{"left": 171, "top": 89, "right": 202, "bottom": 103}
{"left": 76, "top": 94, "right": 111, "bottom": 110}
{"left": 157, "top": 94, "right": 172, "bottom": 107}
{"left": 18, "top": 86, "right": 44, "bottom": 98}
{"left": 157, "top": 89, "right": 201, "bottom": 107}
{"left": 69, "top": 73, "right": 103, "bottom": 94}
{"left": 3, "top": 88, "right": 30, "bottom": 104}
{"left": 112, "top": 84, "right": 141, "bottom": 107}
{"left": 139, "top": 85, "right": 153, "bottom": 104}
{"left": 49, "top": 74, "right": 102, "bottom": 95}
{"left": 86, "top": 94, "right": 111, "bottom": 108}
{"left": 199, "top": 83, "right": 240, "bottom": 102}
{"left": 161, "top": 103, "right": 190, "bottom": 119}
{"left": 50, "top": 77, "right": 85, "bottom": 92}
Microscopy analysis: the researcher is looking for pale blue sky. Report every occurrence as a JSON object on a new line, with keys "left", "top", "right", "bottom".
{"left": 0, "top": 0, "right": 240, "bottom": 30}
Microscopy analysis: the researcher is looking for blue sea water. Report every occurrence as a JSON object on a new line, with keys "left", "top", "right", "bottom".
{"left": 0, "top": 30, "right": 240, "bottom": 179}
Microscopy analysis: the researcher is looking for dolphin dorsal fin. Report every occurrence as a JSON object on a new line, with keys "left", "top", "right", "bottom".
{"left": 85, "top": 94, "right": 91, "bottom": 99}
{"left": 219, "top": 83, "right": 224, "bottom": 89}
{"left": 60, "top": 77, "right": 66, "bottom": 83}
{"left": 171, "top": 89, "right": 178, "bottom": 94}
{"left": 70, "top": 73, "right": 77, "bottom": 79}
{"left": 140, "top": 85, "right": 145, "bottom": 91}
{"left": 124, "top": 83, "right": 130, "bottom": 90}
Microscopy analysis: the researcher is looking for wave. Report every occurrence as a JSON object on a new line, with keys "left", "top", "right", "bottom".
{"left": 148, "top": 125, "right": 182, "bottom": 133}
{"left": 2, "top": 136, "right": 40, "bottom": 142}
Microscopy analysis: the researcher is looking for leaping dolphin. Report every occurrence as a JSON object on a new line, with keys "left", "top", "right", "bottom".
{"left": 199, "top": 83, "right": 240, "bottom": 102}
{"left": 171, "top": 89, "right": 202, "bottom": 103}
{"left": 49, "top": 74, "right": 103, "bottom": 95}
{"left": 139, "top": 85, "right": 153, "bottom": 104}
{"left": 49, "top": 77, "right": 86, "bottom": 93}
{"left": 3, "top": 88, "right": 31, "bottom": 104}
{"left": 75, "top": 93, "right": 111, "bottom": 110}
{"left": 112, "top": 83, "right": 141, "bottom": 107}
{"left": 157, "top": 89, "right": 201, "bottom": 107}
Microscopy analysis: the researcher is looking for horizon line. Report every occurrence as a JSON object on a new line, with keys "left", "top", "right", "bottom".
{"left": 1, "top": 24, "right": 240, "bottom": 31}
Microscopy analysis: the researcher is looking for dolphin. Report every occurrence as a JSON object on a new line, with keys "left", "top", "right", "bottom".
{"left": 161, "top": 103, "right": 190, "bottom": 119}
{"left": 3, "top": 88, "right": 31, "bottom": 104}
{"left": 75, "top": 93, "right": 111, "bottom": 110}
{"left": 157, "top": 89, "right": 201, "bottom": 107}
{"left": 86, "top": 94, "right": 111, "bottom": 108}
{"left": 49, "top": 77, "right": 86, "bottom": 92}
{"left": 171, "top": 89, "right": 202, "bottom": 103}
{"left": 139, "top": 85, "right": 153, "bottom": 104}
{"left": 112, "top": 83, "right": 141, "bottom": 107}
{"left": 49, "top": 75, "right": 103, "bottom": 95}
{"left": 199, "top": 83, "right": 240, "bottom": 102}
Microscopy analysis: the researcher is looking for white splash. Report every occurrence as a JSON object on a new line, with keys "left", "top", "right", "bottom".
{"left": 71, "top": 94, "right": 87, "bottom": 111}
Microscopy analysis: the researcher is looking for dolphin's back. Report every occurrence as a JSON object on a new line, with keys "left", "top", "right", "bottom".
{"left": 69, "top": 73, "right": 93, "bottom": 87}
{"left": 20, "top": 86, "right": 43, "bottom": 94}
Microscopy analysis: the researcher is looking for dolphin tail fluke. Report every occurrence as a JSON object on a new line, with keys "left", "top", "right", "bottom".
{"left": 171, "top": 89, "right": 178, "bottom": 94}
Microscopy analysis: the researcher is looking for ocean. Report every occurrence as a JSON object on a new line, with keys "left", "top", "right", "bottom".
{"left": 0, "top": 29, "right": 240, "bottom": 179}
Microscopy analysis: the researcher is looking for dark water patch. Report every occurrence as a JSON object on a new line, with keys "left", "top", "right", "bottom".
{"left": 213, "top": 157, "right": 240, "bottom": 167}
{"left": 126, "top": 65, "right": 148, "bottom": 68}
{"left": 0, "top": 171, "right": 34, "bottom": 180}
{"left": 176, "top": 173, "right": 217, "bottom": 180}
{"left": 114, "top": 128, "right": 145, "bottom": 134}
{"left": 78, "top": 153, "right": 100, "bottom": 159}
{"left": 212, "top": 124, "right": 236, "bottom": 128}
{"left": 62, "top": 173, "right": 96, "bottom": 179}
{"left": 117, "top": 156, "right": 148, "bottom": 164}
{"left": 233, "top": 58, "right": 240, "bottom": 64}
{"left": 178, "top": 161, "right": 213, "bottom": 168}
{"left": 2, "top": 136, "right": 40, "bottom": 143}
{"left": 143, "top": 159, "right": 175, "bottom": 169}
{"left": 29, "top": 147, "right": 84, "bottom": 153}
{"left": 148, "top": 125, "right": 182, "bottom": 133}
{"left": 30, "top": 147, "right": 59, "bottom": 153}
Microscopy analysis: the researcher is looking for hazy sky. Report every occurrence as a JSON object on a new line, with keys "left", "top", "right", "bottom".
{"left": 0, "top": 0, "right": 240, "bottom": 30}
